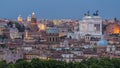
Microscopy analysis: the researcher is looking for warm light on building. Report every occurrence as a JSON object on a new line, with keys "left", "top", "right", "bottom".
{"left": 39, "top": 56, "right": 48, "bottom": 60}
{"left": 32, "top": 12, "right": 35, "bottom": 18}
{"left": 106, "top": 23, "right": 120, "bottom": 34}
{"left": 17, "top": 15, "right": 23, "bottom": 22}
{"left": 27, "top": 15, "right": 31, "bottom": 22}
{"left": 114, "top": 28, "right": 119, "bottom": 34}
{"left": 59, "top": 33, "right": 64, "bottom": 37}
{"left": 25, "top": 30, "right": 28, "bottom": 39}
{"left": 38, "top": 23, "right": 46, "bottom": 31}
{"left": 0, "top": 27, "right": 3, "bottom": 35}
{"left": 53, "top": 20, "right": 61, "bottom": 25}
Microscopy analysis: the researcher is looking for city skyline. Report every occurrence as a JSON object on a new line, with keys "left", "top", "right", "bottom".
{"left": 0, "top": 0, "right": 120, "bottom": 65}
{"left": 0, "top": 0, "right": 120, "bottom": 19}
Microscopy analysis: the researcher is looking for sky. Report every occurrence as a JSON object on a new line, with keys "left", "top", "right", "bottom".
{"left": 0, "top": 0, "right": 120, "bottom": 19}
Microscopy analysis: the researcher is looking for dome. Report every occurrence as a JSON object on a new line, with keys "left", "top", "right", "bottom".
{"left": 46, "top": 27, "right": 59, "bottom": 34}
{"left": 97, "top": 39, "right": 108, "bottom": 46}
{"left": 17, "top": 15, "right": 23, "bottom": 22}
{"left": 97, "top": 35, "right": 108, "bottom": 46}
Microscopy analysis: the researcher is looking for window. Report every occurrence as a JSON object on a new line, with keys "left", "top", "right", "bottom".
{"left": 53, "top": 38, "right": 54, "bottom": 42}
{"left": 94, "top": 24, "right": 100, "bottom": 31}
{"left": 50, "top": 37, "right": 51, "bottom": 42}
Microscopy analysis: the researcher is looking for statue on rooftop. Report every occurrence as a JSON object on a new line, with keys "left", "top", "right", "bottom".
{"left": 93, "top": 10, "right": 99, "bottom": 16}
{"left": 84, "top": 11, "right": 90, "bottom": 16}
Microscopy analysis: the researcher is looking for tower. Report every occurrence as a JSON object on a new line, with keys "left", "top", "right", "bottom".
{"left": 31, "top": 12, "right": 37, "bottom": 24}
{"left": 32, "top": 12, "right": 35, "bottom": 18}
{"left": 29, "top": 12, "right": 39, "bottom": 32}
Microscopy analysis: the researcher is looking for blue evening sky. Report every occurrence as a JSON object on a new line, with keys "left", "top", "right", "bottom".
{"left": 0, "top": 0, "right": 119, "bottom": 19}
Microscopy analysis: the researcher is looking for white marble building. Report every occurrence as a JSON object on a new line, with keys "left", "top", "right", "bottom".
{"left": 74, "top": 15, "right": 102, "bottom": 39}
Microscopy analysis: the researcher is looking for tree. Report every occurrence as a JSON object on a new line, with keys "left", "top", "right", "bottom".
{"left": 7, "top": 64, "right": 15, "bottom": 68}
{"left": 7, "top": 21, "right": 25, "bottom": 32}
{"left": 111, "top": 58, "right": 120, "bottom": 68}
{"left": 15, "top": 60, "right": 30, "bottom": 68}
{"left": 16, "top": 59, "right": 24, "bottom": 63}
{"left": 98, "top": 58, "right": 113, "bottom": 68}
{"left": 0, "top": 60, "right": 7, "bottom": 68}
{"left": 90, "top": 63, "right": 102, "bottom": 68}
{"left": 30, "top": 58, "right": 43, "bottom": 68}
{"left": 82, "top": 58, "right": 98, "bottom": 67}
{"left": 15, "top": 22, "right": 25, "bottom": 32}
{"left": 2, "top": 58, "right": 120, "bottom": 68}
{"left": 73, "top": 62, "right": 87, "bottom": 68}
{"left": 67, "top": 62, "right": 74, "bottom": 68}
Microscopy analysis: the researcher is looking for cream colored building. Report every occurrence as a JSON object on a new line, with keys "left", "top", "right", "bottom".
{"left": 74, "top": 15, "right": 102, "bottom": 39}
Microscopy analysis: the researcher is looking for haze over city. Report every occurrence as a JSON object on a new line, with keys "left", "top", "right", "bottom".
{"left": 0, "top": 0, "right": 120, "bottom": 19}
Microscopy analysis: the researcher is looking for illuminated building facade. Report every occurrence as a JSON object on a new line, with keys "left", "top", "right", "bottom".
{"left": 30, "top": 12, "right": 39, "bottom": 32}
{"left": 38, "top": 23, "right": 46, "bottom": 31}
{"left": 106, "top": 23, "right": 120, "bottom": 35}
{"left": 17, "top": 15, "right": 23, "bottom": 22}
{"left": 75, "top": 12, "right": 102, "bottom": 39}
{"left": 27, "top": 15, "right": 31, "bottom": 22}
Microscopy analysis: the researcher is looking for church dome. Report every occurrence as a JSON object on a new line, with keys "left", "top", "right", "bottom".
{"left": 97, "top": 39, "right": 108, "bottom": 46}
{"left": 46, "top": 27, "right": 59, "bottom": 34}
{"left": 97, "top": 36, "right": 108, "bottom": 46}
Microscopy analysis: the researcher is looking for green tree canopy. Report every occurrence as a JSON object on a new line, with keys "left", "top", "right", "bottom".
{"left": 0, "top": 58, "right": 120, "bottom": 68}
{"left": 7, "top": 21, "right": 25, "bottom": 32}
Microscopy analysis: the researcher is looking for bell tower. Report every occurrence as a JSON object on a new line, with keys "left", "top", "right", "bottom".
{"left": 32, "top": 12, "right": 35, "bottom": 18}
{"left": 29, "top": 12, "right": 39, "bottom": 32}
{"left": 31, "top": 12, "right": 37, "bottom": 24}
